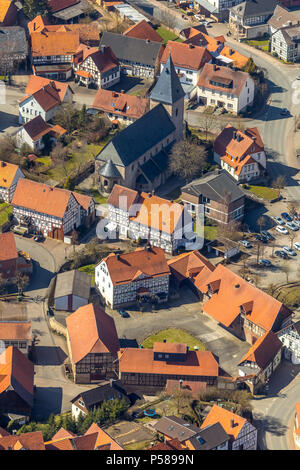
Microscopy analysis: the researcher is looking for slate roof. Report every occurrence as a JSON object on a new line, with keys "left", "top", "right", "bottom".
{"left": 188, "top": 422, "right": 229, "bottom": 450}
{"left": 95, "top": 104, "right": 175, "bottom": 167}
{"left": 181, "top": 170, "right": 245, "bottom": 204}
{"left": 71, "top": 380, "right": 129, "bottom": 408}
{"left": 99, "top": 159, "right": 122, "bottom": 178}
{"left": 100, "top": 32, "right": 163, "bottom": 67}
{"left": 231, "top": 0, "right": 278, "bottom": 20}
{"left": 0, "top": 26, "right": 27, "bottom": 56}
{"left": 54, "top": 269, "right": 91, "bottom": 300}
{"left": 153, "top": 416, "right": 201, "bottom": 442}
{"left": 151, "top": 54, "right": 185, "bottom": 105}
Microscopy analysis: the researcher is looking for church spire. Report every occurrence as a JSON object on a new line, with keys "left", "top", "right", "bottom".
{"left": 150, "top": 53, "right": 185, "bottom": 105}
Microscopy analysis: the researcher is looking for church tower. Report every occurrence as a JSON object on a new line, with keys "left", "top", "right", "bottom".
{"left": 150, "top": 54, "right": 185, "bottom": 142}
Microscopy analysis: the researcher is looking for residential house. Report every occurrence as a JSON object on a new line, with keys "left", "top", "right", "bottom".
{"left": 201, "top": 404, "right": 257, "bottom": 450}
{"left": 0, "top": 161, "right": 24, "bottom": 202}
{"left": 268, "top": 5, "right": 300, "bottom": 35}
{"left": 70, "top": 380, "right": 129, "bottom": 420}
{"left": 216, "top": 46, "right": 249, "bottom": 69}
{"left": 294, "top": 402, "right": 300, "bottom": 448}
{"left": 0, "top": 0, "right": 17, "bottom": 26}
{"left": 45, "top": 422, "right": 123, "bottom": 450}
{"left": 167, "top": 250, "right": 215, "bottom": 297}
{"left": 0, "top": 431, "right": 45, "bottom": 450}
{"left": 0, "top": 346, "right": 34, "bottom": 422}
{"left": 197, "top": 63, "right": 255, "bottom": 113}
{"left": 105, "top": 185, "right": 195, "bottom": 254}
{"left": 194, "top": 0, "right": 244, "bottom": 21}
{"left": 24, "top": 75, "right": 74, "bottom": 105}
{"left": 154, "top": 415, "right": 229, "bottom": 450}
{"left": 229, "top": 0, "right": 278, "bottom": 40}
{"left": 54, "top": 269, "right": 91, "bottom": 312}
{"left": 12, "top": 179, "right": 95, "bottom": 241}
{"left": 48, "top": 0, "right": 89, "bottom": 23}
{"left": 165, "top": 378, "right": 207, "bottom": 397}
{"left": 30, "top": 28, "right": 80, "bottom": 80}
{"left": 123, "top": 19, "right": 162, "bottom": 43}
{"left": 181, "top": 169, "right": 246, "bottom": 224}
{"left": 100, "top": 32, "right": 164, "bottom": 79}
{"left": 0, "top": 26, "right": 28, "bottom": 72}
{"left": 271, "top": 23, "right": 300, "bottom": 62}
{"left": 17, "top": 115, "right": 67, "bottom": 151}
{"left": 91, "top": 89, "right": 149, "bottom": 126}
{"left": 74, "top": 45, "right": 120, "bottom": 88}
{"left": 238, "top": 330, "right": 283, "bottom": 392}
{"left": 0, "top": 321, "right": 32, "bottom": 355}
{"left": 198, "top": 263, "right": 292, "bottom": 343}
{"left": 149, "top": 439, "right": 187, "bottom": 451}
{"left": 180, "top": 27, "right": 221, "bottom": 50}
{"left": 277, "top": 320, "right": 300, "bottom": 364}
{"left": 213, "top": 124, "right": 267, "bottom": 182}
{"left": 96, "top": 246, "right": 170, "bottom": 308}
{"left": 95, "top": 55, "right": 185, "bottom": 191}
{"left": 0, "top": 232, "right": 19, "bottom": 281}
{"left": 160, "top": 41, "right": 212, "bottom": 99}
{"left": 66, "top": 303, "right": 120, "bottom": 383}
{"left": 118, "top": 342, "right": 220, "bottom": 391}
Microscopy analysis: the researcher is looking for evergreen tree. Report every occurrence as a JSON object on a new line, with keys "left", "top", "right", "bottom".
{"left": 23, "top": 0, "right": 50, "bottom": 20}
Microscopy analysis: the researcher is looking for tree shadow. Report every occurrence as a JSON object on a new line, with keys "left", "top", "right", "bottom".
{"left": 255, "top": 415, "right": 288, "bottom": 438}
{"left": 32, "top": 387, "right": 63, "bottom": 420}
{"left": 33, "top": 346, "right": 67, "bottom": 366}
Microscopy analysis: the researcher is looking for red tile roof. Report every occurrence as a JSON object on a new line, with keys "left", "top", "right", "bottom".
{"left": 118, "top": 348, "right": 219, "bottom": 377}
{"left": 168, "top": 250, "right": 215, "bottom": 285}
{"left": 214, "top": 124, "right": 264, "bottom": 160}
{"left": 92, "top": 89, "right": 149, "bottom": 120}
{"left": 198, "top": 264, "right": 291, "bottom": 331}
{"left": 0, "top": 426, "right": 10, "bottom": 437}
{"left": 220, "top": 46, "right": 248, "bottom": 69}
{"left": 166, "top": 379, "right": 206, "bottom": 397}
{"left": 149, "top": 439, "right": 186, "bottom": 450}
{"left": 124, "top": 20, "right": 162, "bottom": 43}
{"left": 0, "top": 431, "right": 45, "bottom": 450}
{"left": 86, "top": 47, "right": 119, "bottom": 74}
{"left": 0, "top": 321, "right": 32, "bottom": 341}
{"left": 153, "top": 342, "right": 187, "bottom": 354}
{"left": 0, "top": 232, "right": 18, "bottom": 262}
{"left": 107, "top": 184, "right": 139, "bottom": 211}
{"left": 238, "top": 330, "right": 282, "bottom": 370}
{"left": 66, "top": 303, "right": 120, "bottom": 364}
{"left": 201, "top": 405, "right": 247, "bottom": 442}
{"left": 49, "top": 0, "right": 79, "bottom": 13}
{"left": 161, "top": 41, "right": 212, "bottom": 70}
{"left": 51, "top": 427, "right": 76, "bottom": 441}
{"left": 25, "top": 75, "right": 73, "bottom": 102}
{"left": 31, "top": 30, "right": 79, "bottom": 57}
{"left": 85, "top": 423, "right": 123, "bottom": 450}
{"left": 101, "top": 246, "right": 170, "bottom": 287}
{"left": 198, "top": 64, "right": 249, "bottom": 96}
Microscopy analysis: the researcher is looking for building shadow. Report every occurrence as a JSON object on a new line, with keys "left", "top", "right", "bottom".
{"left": 110, "top": 76, "right": 145, "bottom": 94}
{"left": 0, "top": 111, "right": 19, "bottom": 133}
{"left": 32, "top": 387, "right": 63, "bottom": 420}
{"left": 25, "top": 260, "right": 54, "bottom": 292}
{"left": 32, "top": 346, "right": 67, "bottom": 366}
{"left": 119, "top": 338, "right": 138, "bottom": 348}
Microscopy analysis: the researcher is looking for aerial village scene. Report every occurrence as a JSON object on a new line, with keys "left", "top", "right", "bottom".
{"left": 1, "top": 0, "right": 300, "bottom": 453}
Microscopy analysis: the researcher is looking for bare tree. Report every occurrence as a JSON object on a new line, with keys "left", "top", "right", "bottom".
{"left": 282, "top": 262, "right": 291, "bottom": 284}
{"left": 265, "top": 283, "right": 278, "bottom": 297}
{"left": 198, "top": 113, "right": 217, "bottom": 141}
{"left": 217, "top": 220, "right": 241, "bottom": 241}
{"left": 169, "top": 139, "right": 207, "bottom": 182}
{"left": 169, "top": 387, "right": 192, "bottom": 416}
{"left": 287, "top": 201, "right": 299, "bottom": 218}
{"left": 50, "top": 142, "right": 68, "bottom": 165}
{"left": 15, "top": 273, "right": 29, "bottom": 295}
{"left": 257, "top": 216, "right": 266, "bottom": 233}
{"left": 273, "top": 175, "right": 286, "bottom": 198}
{"left": 288, "top": 230, "right": 296, "bottom": 249}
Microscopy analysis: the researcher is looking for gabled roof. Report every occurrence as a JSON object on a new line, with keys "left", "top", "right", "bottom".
{"left": 107, "top": 184, "right": 139, "bottom": 210}
{"left": 214, "top": 124, "right": 264, "bottom": 159}
{"left": 153, "top": 415, "right": 201, "bottom": 442}
{"left": 198, "top": 63, "right": 250, "bottom": 97}
{"left": 92, "top": 88, "right": 149, "bottom": 120}
{"left": 167, "top": 250, "right": 215, "bottom": 285}
{"left": 197, "top": 264, "right": 292, "bottom": 331}
{"left": 71, "top": 381, "right": 128, "bottom": 408}
{"left": 25, "top": 75, "right": 73, "bottom": 102}
{"left": 51, "top": 427, "right": 76, "bottom": 441}
{"left": 22, "top": 115, "right": 52, "bottom": 141}
{"left": 0, "top": 26, "right": 27, "bottom": 55}
{"left": 66, "top": 303, "right": 120, "bottom": 363}
{"left": 150, "top": 438, "right": 186, "bottom": 450}
{"left": 85, "top": 422, "right": 123, "bottom": 450}
{"left": 231, "top": 0, "right": 278, "bottom": 20}
{"left": 0, "top": 321, "right": 32, "bottom": 341}
{"left": 219, "top": 46, "right": 248, "bottom": 69}
{"left": 123, "top": 20, "right": 162, "bottom": 43}
{"left": 85, "top": 46, "right": 119, "bottom": 73}
{"left": 161, "top": 41, "right": 212, "bottom": 71}
{"left": 238, "top": 330, "right": 282, "bottom": 370}
{"left": 201, "top": 405, "right": 249, "bottom": 442}
{"left": 0, "top": 431, "right": 45, "bottom": 450}
{"left": 0, "top": 0, "right": 16, "bottom": 23}
{"left": 151, "top": 54, "right": 185, "bottom": 105}
{"left": 96, "top": 104, "right": 175, "bottom": 167}
{"left": 268, "top": 5, "right": 299, "bottom": 30}
{"left": 187, "top": 422, "right": 229, "bottom": 450}
{"left": 54, "top": 269, "right": 91, "bottom": 300}
{"left": 0, "top": 346, "right": 34, "bottom": 408}
{"left": 101, "top": 246, "right": 170, "bottom": 286}
{"left": 48, "top": 0, "right": 79, "bottom": 13}
{"left": 31, "top": 30, "right": 79, "bottom": 57}
{"left": 0, "top": 160, "right": 21, "bottom": 189}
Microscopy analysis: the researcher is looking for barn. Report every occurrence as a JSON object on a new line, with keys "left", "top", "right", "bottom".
{"left": 54, "top": 270, "right": 91, "bottom": 312}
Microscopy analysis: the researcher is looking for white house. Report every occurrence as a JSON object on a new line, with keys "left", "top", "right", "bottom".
{"left": 74, "top": 45, "right": 120, "bottom": 89}
{"left": 277, "top": 320, "right": 300, "bottom": 364}
{"left": 17, "top": 115, "right": 67, "bottom": 152}
{"left": 95, "top": 246, "right": 170, "bottom": 309}
{"left": 19, "top": 82, "right": 64, "bottom": 124}
{"left": 197, "top": 63, "right": 255, "bottom": 114}
{"left": 0, "top": 161, "right": 24, "bottom": 203}
{"left": 271, "top": 25, "right": 300, "bottom": 63}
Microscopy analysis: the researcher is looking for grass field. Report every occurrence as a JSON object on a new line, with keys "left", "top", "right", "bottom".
{"left": 204, "top": 225, "right": 218, "bottom": 241}
{"left": 277, "top": 285, "right": 300, "bottom": 308}
{"left": 78, "top": 264, "right": 95, "bottom": 286}
{"left": 142, "top": 328, "right": 206, "bottom": 350}
{"left": 0, "top": 204, "right": 12, "bottom": 226}
{"left": 247, "top": 185, "right": 278, "bottom": 201}
{"left": 247, "top": 39, "right": 269, "bottom": 52}
{"left": 156, "top": 26, "right": 183, "bottom": 44}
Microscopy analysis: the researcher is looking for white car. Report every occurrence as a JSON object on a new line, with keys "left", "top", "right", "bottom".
{"left": 283, "top": 246, "right": 297, "bottom": 256}
{"left": 276, "top": 225, "right": 288, "bottom": 234}
{"left": 294, "top": 220, "right": 300, "bottom": 227}
{"left": 273, "top": 216, "right": 285, "bottom": 225}
{"left": 294, "top": 242, "right": 300, "bottom": 251}
{"left": 286, "top": 222, "right": 299, "bottom": 231}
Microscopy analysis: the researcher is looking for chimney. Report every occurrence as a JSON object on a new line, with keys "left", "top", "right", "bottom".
{"left": 1, "top": 161, "right": 6, "bottom": 167}
{"left": 100, "top": 45, "right": 106, "bottom": 53}
{"left": 116, "top": 253, "right": 120, "bottom": 260}
{"left": 235, "top": 283, "right": 240, "bottom": 289}
{"left": 188, "top": 44, "right": 194, "bottom": 49}
{"left": 252, "top": 136, "right": 256, "bottom": 143}
{"left": 231, "top": 419, "right": 235, "bottom": 428}
{"left": 229, "top": 48, "right": 234, "bottom": 56}
{"left": 179, "top": 379, "right": 183, "bottom": 389}
{"left": 146, "top": 39, "right": 150, "bottom": 43}
{"left": 213, "top": 64, "right": 217, "bottom": 71}
{"left": 233, "top": 130, "right": 237, "bottom": 140}
{"left": 121, "top": 90, "right": 125, "bottom": 94}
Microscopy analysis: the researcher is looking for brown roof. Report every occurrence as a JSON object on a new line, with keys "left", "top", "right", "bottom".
{"left": 197, "top": 264, "right": 292, "bottom": 331}
{"left": 166, "top": 379, "right": 206, "bottom": 397}
{"left": 0, "top": 0, "right": 15, "bottom": 23}
{"left": 92, "top": 89, "right": 149, "bottom": 120}
{"left": 153, "top": 342, "right": 187, "bottom": 354}
{"left": 66, "top": 303, "right": 120, "bottom": 363}
{"left": 0, "top": 426, "right": 9, "bottom": 437}
{"left": 107, "top": 184, "right": 139, "bottom": 211}
{"left": 0, "top": 431, "right": 45, "bottom": 450}
{"left": 22, "top": 115, "right": 52, "bottom": 141}
{"left": 118, "top": 348, "right": 219, "bottom": 377}
{"left": 102, "top": 247, "right": 170, "bottom": 287}
{"left": 31, "top": 30, "right": 79, "bottom": 57}
{"left": 31, "top": 83, "right": 61, "bottom": 111}
{"left": 149, "top": 439, "right": 186, "bottom": 450}
{"left": 183, "top": 30, "right": 225, "bottom": 52}
{"left": 161, "top": 41, "right": 212, "bottom": 70}
{"left": 220, "top": 46, "right": 248, "bottom": 69}
{"left": 85, "top": 423, "right": 123, "bottom": 450}
{"left": 0, "top": 321, "right": 32, "bottom": 341}
{"left": 0, "top": 232, "right": 18, "bottom": 262}
{"left": 49, "top": 0, "right": 79, "bottom": 13}
{"left": 85, "top": 47, "right": 119, "bottom": 74}
{"left": 51, "top": 427, "right": 77, "bottom": 441}
{"left": 198, "top": 63, "right": 249, "bottom": 96}
{"left": 0, "top": 346, "right": 34, "bottom": 407}
{"left": 25, "top": 75, "right": 73, "bottom": 102}
{"left": 168, "top": 250, "right": 215, "bottom": 285}
{"left": 124, "top": 20, "right": 162, "bottom": 43}
{"left": 238, "top": 330, "right": 282, "bottom": 370}
{"left": 0, "top": 161, "right": 20, "bottom": 189}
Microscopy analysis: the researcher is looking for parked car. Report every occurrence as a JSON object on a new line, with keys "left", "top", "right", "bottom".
{"left": 286, "top": 221, "right": 299, "bottom": 231}
{"left": 255, "top": 234, "right": 268, "bottom": 243}
{"left": 294, "top": 220, "right": 300, "bottom": 227}
{"left": 118, "top": 309, "right": 130, "bottom": 318}
{"left": 273, "top": 216, "right": 285, "bottom": 225}
{"left": 280, "top": 108, "right": 289, "bottom": 116}
{"left": 241, "top": 240, "right": 252, "bottom": 248}
{"left": 33, "top": 234, "right": 44, "bottom": 242}
{"left": 276, "top": 225, "right": 288, "bottom": 234}
{"left": 261, "top": 230, "right": 275, "bottom": 241}
{"left": 275, "top": 250, "right": 289, "bottom": 259}
{"left": 283, "top": 246, "right": 297, "bottom": 256}
{"left": 294, "top": 242, "right": 300, "bottom": 251}
{"left": 258, "top": 259, "right": 272, "bottom": 266}
{"left": 281, "top": 212, "right": 292, "bottom": 222}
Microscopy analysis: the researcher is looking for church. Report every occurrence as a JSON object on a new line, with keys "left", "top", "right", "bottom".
{"left": 95, "top": 55, "right": 185, "bottom": 194}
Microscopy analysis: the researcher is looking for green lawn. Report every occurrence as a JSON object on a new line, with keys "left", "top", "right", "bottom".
{"left": 36, "top": 156, "right": 52, "bottom": 167}
{"left": 156, "top": 26, "right": 183, "bottom": 44}
{"left": 89, "top": 189, "right": 108, "bottom": 204}
{"left": 142, "top": 328, "right": 206, "bottom": 350}
{"left": 78, "top": 264, "right": 95, "bottom": 286}
{"left": 204, "top": 225, "right": 218, "bottom": 241}
{"left": 247, "top": 39, "right": 269, "bottom": 52}
{"left": 246, "top": 185, "right": 278, "bottom": 201}
{"left": 277, "top": 286, "right": 300, "bottom": 308}
{"left": 0, "top": 205, "right": 12, "bottom": 226}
